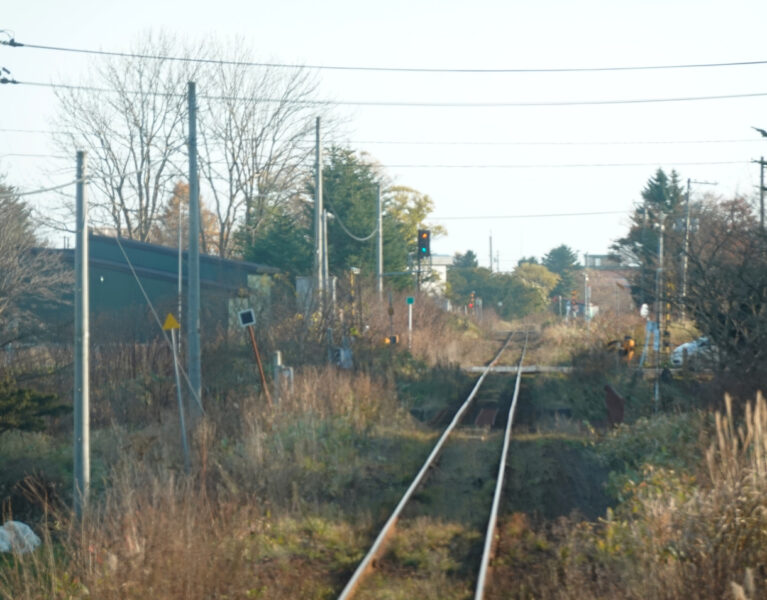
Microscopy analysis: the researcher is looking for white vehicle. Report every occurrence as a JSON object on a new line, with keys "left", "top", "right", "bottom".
{"left": 671, "top": 336, "right": 717, "bottom": 368}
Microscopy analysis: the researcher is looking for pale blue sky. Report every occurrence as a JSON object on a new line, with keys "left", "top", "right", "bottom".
{"left": 3, "top": 1, "right": 767, "bottom": 268}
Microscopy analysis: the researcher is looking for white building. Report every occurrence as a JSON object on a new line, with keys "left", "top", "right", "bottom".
{"left": 420, "top": 254, "right": 453, "bottom": 296}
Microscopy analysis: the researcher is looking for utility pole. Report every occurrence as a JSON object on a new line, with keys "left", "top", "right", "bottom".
{"left": 682, "top": 178, "right": 716, "bottom": 319}
{"left": 314, "top": 117, "right": 324, "bottom": 308}
{"left": 682, "top": 179, "right": 691, "bottom": 320}
{"left": 489, "top": 231, "right": 493, "bottom": 273}
{"left": 187, "top": 82, "right": 202, "bottom": 418}
{"left": 753, "top": 157, "right": 766, "bottom": 231}
{"left": 74, "top": 150, "right": 89, "bottom": 518}
{"left": 654, "top": 215, "right": 665, "bottom": 412}
{"left": 583, "top": 255, "right": 589, "bottom": 323}
{"left": 376, "top": 184, "right": 383, "bottom": 302}
{"left": 323, "top": 208, "right": 330, "bottom": 310}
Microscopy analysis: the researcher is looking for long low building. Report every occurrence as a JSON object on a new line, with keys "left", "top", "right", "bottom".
{"left": 41, "top": 234, "right": 279, "bottom": 341}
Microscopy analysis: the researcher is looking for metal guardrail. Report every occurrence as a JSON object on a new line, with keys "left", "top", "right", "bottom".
{"left": 336, "top": 331, "right": 518, "bottom": 600}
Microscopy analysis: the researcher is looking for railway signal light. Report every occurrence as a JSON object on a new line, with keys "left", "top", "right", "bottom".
{"left": 417, "top": 229, "right": 431, "bottom": 257}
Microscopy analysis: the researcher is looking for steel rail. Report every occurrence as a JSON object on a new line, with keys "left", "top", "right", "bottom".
{"left": 474, "top": 331, "right": 529, "bottom": 599}
{"left": 337, "top": 331, "right": 517, "bottom": 600}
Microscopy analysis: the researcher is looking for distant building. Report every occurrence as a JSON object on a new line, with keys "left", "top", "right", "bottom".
{"left": 44, "top": 234, "right": 279, "bottom": 340}
{"left": 420, "top": 254, "right": 452, "bottom": 296}
{"left": 584, "top": 254, "right": 623, "bottom": 270}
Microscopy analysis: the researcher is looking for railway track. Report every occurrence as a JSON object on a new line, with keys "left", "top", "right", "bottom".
{"left": 337, "top": 331, "right": 529, "bottom": 599}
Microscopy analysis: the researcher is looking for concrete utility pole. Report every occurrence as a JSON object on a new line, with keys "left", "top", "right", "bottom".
{"left": 654, "top": 215, "right": 665, "bottom": 412}
{"left": 682, "top": 179, "right": 692, "bottom": 318}
{"left": 489, "top": 231, "right": 493, "bottom": 273}
{"left": 314, "top": 117, "right": 324, "bottom": 306}
{"left": 323, "top": 208, "right": 330, "bottom": 308}
{"left": 187, "top": 82, "right": 202, "bottom": 418}
{"left": 753, "top": 157, "right": 766, "bottom": 230}
{"left": 74, "top": 150, "right": 89, "bottom": 518}
{"left": 376, "top": 184, "right": 383, "bottom": 301}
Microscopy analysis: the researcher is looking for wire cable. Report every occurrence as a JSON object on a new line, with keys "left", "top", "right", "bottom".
{"left": 0, "top": 179, "right": 80, "bottom": 199}
{"left": 14, "top": 79, "right": 767, "bottom": 108}
{"left": 380, "top": 160, "right": 748, "bottom": 169}
{"left": 431, "top": 209, "right": 628, "bottom": 220}
{"left": 4, "top": 38, "right": 767, "bottom": 74}
{"left": 112, "top": 235, "right": 205, "bottom": 414}
{"left": 0, "top": 128, "right": 760, "bottom": 147}
{"left": 325, "top": 206, "right": 379, "bottom": 242}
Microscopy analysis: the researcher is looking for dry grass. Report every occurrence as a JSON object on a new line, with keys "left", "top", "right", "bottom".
{"left": 0, "top": 362, "right": 433, "bottom": 599}
{"left": 489, "top": 394, "right": 767, "bottom": 599}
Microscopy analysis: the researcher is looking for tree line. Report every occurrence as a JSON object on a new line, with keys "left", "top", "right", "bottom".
{"left": 446, "top": 244, "right": 580, "bottom": 319}
{"left": 613, "top": 168, "right": 767, "bottom": 381}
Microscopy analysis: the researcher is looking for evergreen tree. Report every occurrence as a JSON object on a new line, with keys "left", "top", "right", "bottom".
{"left": 612, "top": 168, "right": 686, "bottom": 308}
{"left": 0, "top": 378, "right": 70, "bottom": 434}
{"left": 453, "top": 250, "right": 478, "bottom": 269}
{"left": 543, "top": 244, "right": 580, "bottom": 297}
{"left": 243, "top": 206, "right": 313, "bottom": 277}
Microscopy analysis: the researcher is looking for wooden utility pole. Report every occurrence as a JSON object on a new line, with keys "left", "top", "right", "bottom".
{"left": 74, "top": 150, "right": 89, "bottom": 518}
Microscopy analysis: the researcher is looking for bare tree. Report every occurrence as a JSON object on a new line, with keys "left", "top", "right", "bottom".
{"left": 0, "top": 180, "right": 71, "bottom": 348}
{"left": 680, "top": 196, "right": 767, "bottom": 377}
{"left": 53, "top": 34, "right": 331, "bottom": 258}
{"left": 53, "top": 32, "right": 200, "bottom": 241}
{"left": 197, "top": 41, "right": 326, "bottom": 257}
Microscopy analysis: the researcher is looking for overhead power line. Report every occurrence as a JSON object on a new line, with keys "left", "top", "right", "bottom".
{"left": 0, "top": 128, "right": 759, "bottom": 147}
{"left": 0, "top": 179, "right": 80, "bottom": 199}
{"left": 431, "top": 209, "right": 628, "bottom": 220}
{"left": 14, "top": 80, "right": 767, "bottom": 107}
{"left": 380, "top": 160, "right": 747, "bottom": 169}
{"left": 348, "top": 138, "right": 760, "bottom": 147}
{"left": 4, "top": 38, "right": 767, "bottom": 74}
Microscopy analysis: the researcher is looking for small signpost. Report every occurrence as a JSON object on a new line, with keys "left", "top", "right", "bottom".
{"left": 163, "top": 313, "right": 190, "bottom": 474}
{"left": 239, "top": 309, "right": 271, "bottom": 403}
{"left": 406, "top": 296, "right": 414, "bottom": 350}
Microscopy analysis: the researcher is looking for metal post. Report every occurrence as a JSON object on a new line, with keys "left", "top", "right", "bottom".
{"left": 74, "top": 150, "right": 89, "bottom": 518}
{"left": 408, "top": 302, "right": 413, "bottom": 351}
{"left": 177, "top": 200, "right": 183, "bottom": 353}
{"left": 376, "top": 184, "right": 383, "bottom": 302}
{"left": 247, "top": 325, "right": 271, "bottom": 403}
{"left": 187, "top": 82, "right": 202, "bottom": 418}
{"left": 170, "top": 329, "right": 191, "bottom": 474}
{"left": 273, "top": 350, "right": 282, "bottom": 404}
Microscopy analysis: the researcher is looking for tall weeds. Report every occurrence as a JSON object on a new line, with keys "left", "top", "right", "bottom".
{"left": 494, "top": 394, "right": 767, "bottom": 599}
